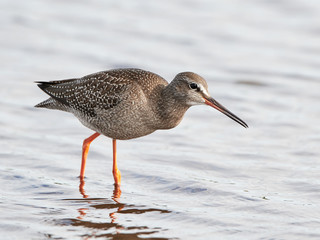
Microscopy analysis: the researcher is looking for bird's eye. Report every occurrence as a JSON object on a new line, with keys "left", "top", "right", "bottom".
{"left": 189, "top": 82, "right": 198, "bottom": 90}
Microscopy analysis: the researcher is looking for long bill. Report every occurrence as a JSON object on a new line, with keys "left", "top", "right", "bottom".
{"left": 203, "top": 97, "right": 248, "bottom": 128}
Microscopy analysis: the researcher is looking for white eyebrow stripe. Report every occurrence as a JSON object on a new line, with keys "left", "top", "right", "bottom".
{"left": 199, "top": 84, "right": 209, "bottom": 96}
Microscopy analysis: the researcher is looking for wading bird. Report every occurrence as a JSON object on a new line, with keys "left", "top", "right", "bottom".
{"left": 35, "top": 68, "right": 248, "bottom": 187}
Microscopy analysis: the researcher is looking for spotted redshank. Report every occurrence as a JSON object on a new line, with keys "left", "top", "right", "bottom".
{"left": 35, "top": 68, "right": 248, "bottom": 186}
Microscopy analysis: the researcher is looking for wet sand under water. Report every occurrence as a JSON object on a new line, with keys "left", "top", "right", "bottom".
{"left": 1, "top": 0, "right": 320, "bottom": 239}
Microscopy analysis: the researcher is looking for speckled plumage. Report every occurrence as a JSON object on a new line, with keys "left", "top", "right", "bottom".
{"left": 36, "top": 68, "right": 247, "bottom": 141}
{"left": 36, "top": 69, "right": 196, "bottom": 139}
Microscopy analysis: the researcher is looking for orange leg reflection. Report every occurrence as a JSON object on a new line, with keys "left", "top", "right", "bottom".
{"left": 79, "top": 177, "right": 122, "bottom": 200}
{"left": 110, "top": 184, "right": 123, "bottom": 223}
{"left": 78, "top": 178, "right": 89, "bottom": 219}
{"left": 78, "top": 175, "right": 123, "bottom": 222}
{"left": 77, "top": 207, "right": 88, "bottom": 220}
{"left": 112, "top": 184, "right": 122, "bottom": 200}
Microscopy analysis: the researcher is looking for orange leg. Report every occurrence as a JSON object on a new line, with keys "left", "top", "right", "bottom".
{"left": 80, "top": 132, "right": 100, "bottom": 179}
{"left": 112, "top": 139, "right": 121, "bottom": 186}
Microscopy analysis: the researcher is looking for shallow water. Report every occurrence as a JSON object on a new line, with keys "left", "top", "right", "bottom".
{"left": 1, "top": 0, "right": 320, "bottom": 239}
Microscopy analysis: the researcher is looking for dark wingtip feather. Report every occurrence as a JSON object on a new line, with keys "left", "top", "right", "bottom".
{"left": 34, "top": 80, "right": 71, "bottom": 107}
{"left": 34, "top": 98, "right": 59, "bottom": 109}
{"left": 34, "top": 102, "right": 43, "bottom": 108}
{"left": 34, "top": 81, "right": 50, "bottom": 85}
{"left": 34, "top": 81, "right": 53, "bottom": 91}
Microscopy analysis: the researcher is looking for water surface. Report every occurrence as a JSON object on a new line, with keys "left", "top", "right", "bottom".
{"left": 1, "top": 0, "right": 320, "bottom": 239}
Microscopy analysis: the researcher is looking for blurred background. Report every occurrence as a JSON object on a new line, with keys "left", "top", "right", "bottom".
{"left": 1, "top": 0, "right": 320, "bottom": 239}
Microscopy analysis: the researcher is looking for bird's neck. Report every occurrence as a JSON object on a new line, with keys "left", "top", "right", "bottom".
{"left": 155, "top": 84, "right": 189, "bottom": 129}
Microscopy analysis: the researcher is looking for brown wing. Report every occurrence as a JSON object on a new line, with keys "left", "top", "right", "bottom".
{"left": 36, "top": 68, "right": 168, "bottom": 117}
{"left": 36, "top": 72, "right": 131, "bottom": 117}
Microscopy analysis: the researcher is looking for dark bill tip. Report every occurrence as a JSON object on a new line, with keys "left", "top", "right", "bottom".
{"left": 204, "top": 97, "right": 248, "bottom": 128}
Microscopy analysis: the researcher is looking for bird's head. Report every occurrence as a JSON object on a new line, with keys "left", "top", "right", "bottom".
{"left": 171, "top": 72, "right": 248, "bottom": 128}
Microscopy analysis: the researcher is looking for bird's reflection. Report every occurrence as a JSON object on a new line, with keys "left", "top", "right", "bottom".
{"left": 79, "top": 177, "right": 121, "bottom": 200}
{"left": 54, "top": 178, "right": 172, "bottom": 239}
{"left": 79, "top": 177, "right": 123, "bottom": 221}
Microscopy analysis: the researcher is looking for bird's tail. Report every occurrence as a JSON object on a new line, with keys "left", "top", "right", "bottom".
{"left": 35, "top": 98, "right": 56, "bottom": 108}
{"left": 34, "top": 81, "right": 71, "bottom": 111}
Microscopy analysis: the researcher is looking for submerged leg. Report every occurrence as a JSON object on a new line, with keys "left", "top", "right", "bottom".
{"left": 80, "top": 132, "right": 100, "bottom": 179}
{"left": 112, "top": 139, "right": 121, "bottom": 186}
